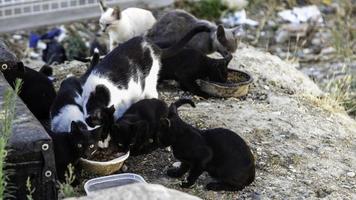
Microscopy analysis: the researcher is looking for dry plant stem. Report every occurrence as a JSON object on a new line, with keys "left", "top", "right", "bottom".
{"left": 0, "top": 79, "right": 22, "bottom": 200}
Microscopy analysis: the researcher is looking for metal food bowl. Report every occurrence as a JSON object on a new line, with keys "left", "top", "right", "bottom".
{"left": 79, "top": 151, "right": 130, "bottom": 176}
{"left": 84, "top": 173, "right": 146, "bottom": 195}
{"left": 197, "top": 69, "right": 253, "bottom": 98}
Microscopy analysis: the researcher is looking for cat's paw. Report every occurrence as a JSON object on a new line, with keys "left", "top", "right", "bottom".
{"left": 180, "top": 181, "right": 194, "bottom": 188}
{"left": 167, "top": 167, "right": 185, "bottom": 178}
{"left": 206, "top": 182, "right": 236, "bottom": 191}
{"left": 206, "top": 182, "right": 221, "bottom": 191}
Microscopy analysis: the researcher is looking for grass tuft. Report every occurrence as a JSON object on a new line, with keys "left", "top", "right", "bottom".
{"left": 58, "top": 164, "right": 79, "bottom": 198}
{"left": 0, "top": 79, "right": 22, "bottom": 199}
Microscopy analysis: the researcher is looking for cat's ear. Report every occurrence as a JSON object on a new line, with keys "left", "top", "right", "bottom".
{"left": 216, "top": 25, "right": 228, "bottom": 46}
{"left": 112, "top": 6, "right": 121, "bottom": 19}
{"left": 94, "top": 85, "right": 110, "bottom": 105}
{"left": 16, "top": 62, "right": 26, "bottom": 73}
{"left": 107, "top": 105, "right": 115, "bottom": 115}
{"left": 98, "top": 0, "right": 107, "bottom": 13}
{"left": 232, "top": 25, "right": 244, "bottom": 37}
{"left": 160, "top": 118, "right": 171, "bottom": 129}
{"left": 70, "top": 121, "right": 80, "bottom": 133}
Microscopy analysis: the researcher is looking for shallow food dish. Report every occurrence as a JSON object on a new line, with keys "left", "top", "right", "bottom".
{"left": 79, "top": 151, "right": 130, "bottom": 176}
{"left": 84, "top": 173, "right": 146, "bottom": 195}
{"left": 197, "top": 68, "right": 253, "bottom": 98}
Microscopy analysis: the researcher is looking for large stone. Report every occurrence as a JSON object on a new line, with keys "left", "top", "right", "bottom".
{"left": 67, "top": 183, "right": 201, "bottom": 200}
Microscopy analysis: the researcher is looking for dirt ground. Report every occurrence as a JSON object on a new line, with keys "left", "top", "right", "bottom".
{"left": 42, "top": 46, "right": 356, "bottom": 200}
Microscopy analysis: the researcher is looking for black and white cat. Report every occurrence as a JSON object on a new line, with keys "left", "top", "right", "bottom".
{"left": 98, "top": 0, "right": 156, "bottom": 50}
{"left": 81, "top": 25, "right": 211, "bottom": 126}
{"left": 146, "top": 9, "right": 243, "bottom": 55}
{"left": 0, "top": 61, "right": 56, "bottom": 121}
{"left": 50, "top": 76, "right": 86, "bottom": 133}
{"left": 158, "top": 99, "right": 255, "bottom": 191}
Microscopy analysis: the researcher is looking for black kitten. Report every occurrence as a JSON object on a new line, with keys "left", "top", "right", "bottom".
{"left": 49, "top": 121, "right": 101, "bottom": 182}
{"left": 42, "top": 40, "right": 67, "bottom": 64}
{"left": 160, "top": 51, "right": 232, "bottom": 98}
{"left": 111, "top": 98, "right": 168, "bottom": 155}
{"left": 158, "top": 99, "right": 255, "bottom": 191}
{"left": 0, "top": 61, "right": 56, "bottom": 120}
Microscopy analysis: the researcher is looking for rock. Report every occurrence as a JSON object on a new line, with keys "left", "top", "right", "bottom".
{"left": 12, "top": 34, "right": 22, "bottom": 40}
{"left": 275, "top": 23, "right": 309, "bottom": 43}
{"left": 0, "top": 40, "right": 18, "bottom": 62}
{"left": 121, "top": 164, "right": 128, "bottom": 172}
{"left": 320, "top": 47, "right": 336, "bottom": 55}
{"left": 232, "top": 46, "right": 323, "bottom": 96}
{"left": 172, "top": 161, "right": 181, "bottom": 168}
{"left": 66, "top": 183, "right": 201, "bottom": 200}
{"left": 346, "top": 172, "right": 355, "bottom": 178}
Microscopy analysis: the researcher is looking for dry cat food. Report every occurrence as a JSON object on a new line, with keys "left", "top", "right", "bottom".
{"left": 226, "top": 71, "right": 248, "bottom": 84}
{"left": 90, "top": 149, "right": 126, "bottom": 162}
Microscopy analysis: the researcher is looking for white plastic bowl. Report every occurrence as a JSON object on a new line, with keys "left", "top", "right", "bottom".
{"left": 84, "top": 173, "right": 146, "bottom": 195}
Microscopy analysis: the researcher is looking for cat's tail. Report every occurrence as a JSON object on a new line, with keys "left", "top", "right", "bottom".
{"left": 169, "top": 99, "right": 196, "bottom": 116}
{"left": 73, "top": 48, "right": 101, "bottom": 70}
{"left": 160, "top": 25, "right": 211, "bottom": 58}
{"left": 88, "top": 48, "right": 100, "bottom": 70}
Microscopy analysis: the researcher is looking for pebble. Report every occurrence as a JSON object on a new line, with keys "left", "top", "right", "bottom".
{"left": 320, "top": 47, "right": 336, "bottom": 55}
{"left": 346, "top": 171, "right": 355, "bottom": 177}
{"left": 121, "top": 164, "right": 128, "bottom": 172}
{"left": 251, "top": 192, "right": 261, "bottom": 200}
{"left": 13, "top": 34, "right": 22, "bottom": 40}
{"left": 289, "top": 165, "right": 296, "bottom": 173}
{"left": 172, "top": 162, "right": 181, "bottom": 168}
{"left": 29, "top": 51, "right": 40, "bottom": 59}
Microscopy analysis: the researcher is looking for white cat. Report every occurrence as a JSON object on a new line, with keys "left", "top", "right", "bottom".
{"left": 98, "top": 0, "right": 156, "bottom": 51}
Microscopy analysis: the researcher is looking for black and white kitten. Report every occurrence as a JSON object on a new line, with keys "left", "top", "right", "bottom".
{"left": 146, "top": 9, "right": 243, "bottom": 55}
{"left": 111, "top": 98, "right": 168, "bottom": 155}
{"left": 158, "top": 99, "right": 255, "bottom": 191}
{"left": 160, "top": 49, "right": 232, "bottom": 98}
{"left": 0, "top": 61, "right": 56, "bottom": 120}
{"left": 81, "top": 25, "right": 211, "bottom": 125}
{"left": 50, "top": 48, "right": 101, "bottom": 133}
{"left": 49, "top": 121, "right": 101, "bottom": 182}
{"left": 50, "top": 76, "right": 85, "bottom": 133}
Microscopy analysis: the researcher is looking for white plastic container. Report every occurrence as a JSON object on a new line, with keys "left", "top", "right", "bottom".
{"left": 84, "top": 173, "right": 147, "bottom": 195}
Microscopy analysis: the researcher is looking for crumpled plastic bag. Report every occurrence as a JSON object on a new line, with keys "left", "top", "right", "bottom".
{"left": 278, "top": 5, "right": 323, "bottom": 24}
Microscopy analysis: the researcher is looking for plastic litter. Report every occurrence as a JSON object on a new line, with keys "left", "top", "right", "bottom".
{"left": 222, "top": 9, "right": 259, "bottom": 27}
{"left": 278, "top": 5, "right": 323, "bottom": 24}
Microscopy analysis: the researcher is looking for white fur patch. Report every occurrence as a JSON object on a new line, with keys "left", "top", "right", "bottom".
{"left": 51, "top": 105, "right": 86, "bottom": 133}
{"left": 98, "top": 134, "right": 111, "bottom": 148}
{"left": 82, "top": 72, "right": 144, "bottom": 120}
{"left": 142, "top": 44, "right": 160, "bottom": 99}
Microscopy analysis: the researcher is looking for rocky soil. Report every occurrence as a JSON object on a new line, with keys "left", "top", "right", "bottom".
{"left": 45, "top": 46, "right": 356, "bottom": 199}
